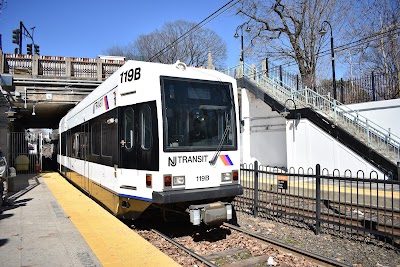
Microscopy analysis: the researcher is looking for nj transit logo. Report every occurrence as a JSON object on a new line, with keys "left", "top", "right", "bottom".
{"left": 220, "top": 155, "right": 233, "bottom": 166}
{"left": 104, "top": 95, "right": 109, "bottom": 110}
{"left": 93, "top": 95, "right": 109, "bottom": 113}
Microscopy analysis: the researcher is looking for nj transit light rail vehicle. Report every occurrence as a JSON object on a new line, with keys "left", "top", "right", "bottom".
{"left": 58, "top": 60, "right": 243, "bottom": 226}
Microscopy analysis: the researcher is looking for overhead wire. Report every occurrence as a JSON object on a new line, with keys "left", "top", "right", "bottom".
{"left": 269, "top": 25, "right": 400, "bottom": 70}
{"left": 148, "top": 0, "right": 398, "bottom": 74}
{"left": 320, "top": 25, "right": 400, "bottom": 57}
{"left": 149, "top": 0, "right": 242, "bottom": 62}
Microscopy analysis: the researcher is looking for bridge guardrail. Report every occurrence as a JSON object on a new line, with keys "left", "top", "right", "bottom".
{"left": 1, "top": 53, "right": 124, "bottom": 80}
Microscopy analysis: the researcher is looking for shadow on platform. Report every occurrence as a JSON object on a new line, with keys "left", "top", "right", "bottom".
{"left": 3, "top": 173, "right": 40, "bottom": 204}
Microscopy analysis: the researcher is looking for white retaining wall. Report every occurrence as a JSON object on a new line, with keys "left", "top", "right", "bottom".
{"left": 240, "top": 88, "right": 396, "bottom": 178}
{"left": 241, "top": 89, "right": 287, "bottom": 167}
{"left": 346, "top": 98, "right": 400, "bottom": 138}
{"left": 285, "top": 119, "right": 385, "bottom": 177}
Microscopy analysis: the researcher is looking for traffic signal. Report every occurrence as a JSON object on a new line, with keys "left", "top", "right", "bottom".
{"left": 12, "top": 29, "right": 20, "bottom": 45}
{"left": 34, "top": 44, "right": 40, "bottom": 55}
{"left": 27, "top": 44, "right": 33, "bottom": 55}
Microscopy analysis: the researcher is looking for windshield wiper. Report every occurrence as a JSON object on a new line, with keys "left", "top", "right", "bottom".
{"left": 209, "top": 125, "right": 231, "bottom": 166}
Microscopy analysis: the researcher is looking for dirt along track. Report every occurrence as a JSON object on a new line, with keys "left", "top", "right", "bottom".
{"left": 129, "top": 218, "right": 351, "bottom": 267}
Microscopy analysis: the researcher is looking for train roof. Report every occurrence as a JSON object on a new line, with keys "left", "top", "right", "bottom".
{"left": 59, "top": 60, "right": 236, "bottom": 131}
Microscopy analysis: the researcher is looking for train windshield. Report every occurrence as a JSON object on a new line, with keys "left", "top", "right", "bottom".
{"left": 161, "top": 76, "right": 237, "bottom": 152}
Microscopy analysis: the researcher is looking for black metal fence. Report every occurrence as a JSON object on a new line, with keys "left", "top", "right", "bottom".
{"left": 315, "top": 72, "right": 400, "bottom": 104}
{"left": 263, "top": 60, "right": 302, "bottom": 91}
{"left": 7, "top": 132, "right": 41, "bottom": 175}
{"left": 261, "top": 59, "right": 399, "bottom": 105}
{"left": 235, "top": 162, "right": 400, "bottom": 247}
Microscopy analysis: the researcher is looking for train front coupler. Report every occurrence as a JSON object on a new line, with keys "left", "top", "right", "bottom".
{"left": 187, "top": 201, "right": 233, "bottom": 226}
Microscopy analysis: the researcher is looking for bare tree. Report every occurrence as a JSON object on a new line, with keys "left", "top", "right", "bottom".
{"left": 134, "top": 20, "right": 227, "bottom": 68}
{"left": 351, "top": 0, "right": 400, "bottom": 98}
{"left": 103, "top": 44, "right": 137, "bottom": 60}
{"left": 237, "top": 0, "right": 348, "bottom": 88}
{"left": 104, "top": 20, "right": 227, "bottom": 68}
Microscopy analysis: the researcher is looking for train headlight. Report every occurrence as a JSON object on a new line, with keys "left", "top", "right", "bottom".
{"left": 221, "top": 172, "right": 232, "bottom": 182}
{"left": 173, "top": 175, "right": 185, "bottom": 186}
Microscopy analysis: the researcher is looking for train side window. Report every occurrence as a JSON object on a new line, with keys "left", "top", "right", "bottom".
{"left": 140, "top": 105, "right": 152, "bottom": 150}
{"left": 101, "top": 122, "right": 113, "bottom": 157}
{"left": 73, "top": 133, "right": 80, "bottom": 158}
{"left": 61, "top": 132, "right": 66, "bottom": 156}
{"left": 80, "top": 133, "right": 88, "bottom": 160}
{"left": 124, "top": 108, "right": 134, "bottom": 150}
{"left": 91, "top": 122, "right": 101, "bottom": 156}
{"left": 67, "top": 131, "right": 72, "bottom": 157}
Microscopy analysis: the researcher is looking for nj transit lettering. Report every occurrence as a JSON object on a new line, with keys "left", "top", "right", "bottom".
{"left": 168, "top": 155, "right": 209, "bottom": 167}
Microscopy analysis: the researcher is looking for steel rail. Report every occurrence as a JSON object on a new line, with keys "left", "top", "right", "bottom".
{"left": 223, "top": 222, "right": 352, "bottom": 267}
{"left": 150, "top": 228, "right": 217, "bottom": 267}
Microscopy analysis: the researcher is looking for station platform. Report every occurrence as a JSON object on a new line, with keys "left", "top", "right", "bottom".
{"left": 0, "top": 172, "right": 180, "bottom": 267}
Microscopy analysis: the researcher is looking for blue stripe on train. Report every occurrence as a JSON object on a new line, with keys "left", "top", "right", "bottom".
{"left": 118, "top": 194, "right": 152, "bottom": 202}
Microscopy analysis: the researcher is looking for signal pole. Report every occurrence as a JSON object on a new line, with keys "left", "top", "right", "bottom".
{"left": 12, "top": 21, "right": 37, "bottom": 54}
{"left": 18, "top": 21, "right": 23, "bottom": 54}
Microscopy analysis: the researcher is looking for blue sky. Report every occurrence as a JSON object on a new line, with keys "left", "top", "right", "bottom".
{"left": 0, "top": 0, "right": 245, "bottom": 68}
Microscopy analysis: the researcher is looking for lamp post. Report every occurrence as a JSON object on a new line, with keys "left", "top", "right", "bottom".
{"left": 319, "top": 21, "right": 337, "bottom": 101}
{"left": 281, "top": 98, "right": 299, "bottom": 121}
{"left": 282, "top": 98, "right": 300, "bottom": 139}
{"left": 234, "top": 23, "right": 251, "bottom": 76}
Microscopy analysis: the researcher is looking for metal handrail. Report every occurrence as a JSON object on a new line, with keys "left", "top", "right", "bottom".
{"left": 222, "top": 63, "right": 400, "bottom": 165}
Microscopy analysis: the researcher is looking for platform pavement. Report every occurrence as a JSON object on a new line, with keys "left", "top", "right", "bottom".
{"left": 0, "top": 173, "right": 180, "bottom": 267}
{"left": 0, "top": 173, "right": 103, "bottom": 267}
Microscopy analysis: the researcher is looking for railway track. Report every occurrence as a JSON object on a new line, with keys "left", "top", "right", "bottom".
{"left": 143, "top": 221, "right": 352, "bottom": 267}
{"left": 150, "top": 228, "right": 216, "bottom": 266}
{"left": 223, "top": 223, "right": 351, "bottom": 267}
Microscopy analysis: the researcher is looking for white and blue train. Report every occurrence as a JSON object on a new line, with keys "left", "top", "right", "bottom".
{"left": 58, "top": 60, "right": 242, "bottom": 225}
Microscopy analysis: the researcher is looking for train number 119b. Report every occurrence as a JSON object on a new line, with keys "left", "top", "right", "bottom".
{"left": 120, "top": 68, "right": 141, "bottom": 83}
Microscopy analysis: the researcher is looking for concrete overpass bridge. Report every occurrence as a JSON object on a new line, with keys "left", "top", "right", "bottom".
{"left": 0, "top": 51, "right": 125, "bottom": 130}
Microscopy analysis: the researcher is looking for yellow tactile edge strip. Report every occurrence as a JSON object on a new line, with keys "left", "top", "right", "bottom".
{"left": 42, "top": 172, "right": 180, "bottom": 267}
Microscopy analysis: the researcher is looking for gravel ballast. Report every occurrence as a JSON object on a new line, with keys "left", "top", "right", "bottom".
{"left": 235, "top": 211, "right": 400, "bottom": 267}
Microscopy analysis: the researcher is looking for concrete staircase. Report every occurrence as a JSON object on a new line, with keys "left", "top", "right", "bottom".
{"left": 223, "top": 63, "right": 400, "bottom": 178}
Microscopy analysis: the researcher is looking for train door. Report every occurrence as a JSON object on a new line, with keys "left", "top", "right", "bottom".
{"left": 119, "top": 101, "right": 159, "bottom": 171}
{"left": 82, "top": 123, "right": 90, "bottom": 193}
{"left": 119, "top": 106, "right": 137, "bottom": 169}
{"left": 137, "top": 101, "right": 159, "bottom": 171}
{"left": 66, "top": 130, "right": 71, "bottom": 178}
